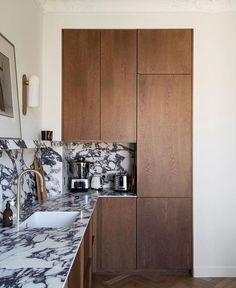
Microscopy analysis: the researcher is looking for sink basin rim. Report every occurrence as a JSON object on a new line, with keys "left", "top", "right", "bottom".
{"left": 19, "top": 211, "right": 79, "bottom": 229}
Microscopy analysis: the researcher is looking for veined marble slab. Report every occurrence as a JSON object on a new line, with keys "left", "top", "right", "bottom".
{"left": 0, "top": 190, "right": 136, "bottom": 288}
{"left": 64, "top": 142, "right": 135, "bottom": 189}
{"left": 0, "top": 139, "right": 63, "bottom": 151}
{"left": 0, "top": 192, "right": 98, "bottom": 288}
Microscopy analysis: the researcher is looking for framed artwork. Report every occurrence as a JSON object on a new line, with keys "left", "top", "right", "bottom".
{"left": 0, "top": 33, "right": 21, "bottom": 138}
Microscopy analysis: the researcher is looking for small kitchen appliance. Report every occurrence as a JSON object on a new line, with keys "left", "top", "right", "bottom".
{"left": 91, "top": 175, "right": 104, "bottom": 190}
{"left": 70, "top": 157, "right": 91, "bottom": 192}
{"left": 114, "top": 174, "right": 128, "bottom": 191}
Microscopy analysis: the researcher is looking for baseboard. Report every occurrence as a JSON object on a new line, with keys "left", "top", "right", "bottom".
{"left": 94, "top": 269, "right": 190, "bottom": 276}
{"left": 194, "top": 266, "right": 236, "bottom": 277}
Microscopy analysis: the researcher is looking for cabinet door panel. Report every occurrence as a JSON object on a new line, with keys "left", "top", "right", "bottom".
{"left": 138, "top": 75, "right": 192, "bottom": 197}
{"left": 92, "top": 199, "right": 102, "bottom": 272}
{"left": 67, "top": 240, "right": 84, "bottom": 288}
{"left": 62, "top": 29, "right": 100, "bottom": 141}
{"left": 101, "top": 198, "right": 136, "bottom": 271}
{"left": 101, "top": 30, "right": 137, "bottom": 142}
{"left": 137, "top": 198, "right": 192, "bottom": 270}
{"left": 138, "top": 29, "right": 192, "bottom": 74}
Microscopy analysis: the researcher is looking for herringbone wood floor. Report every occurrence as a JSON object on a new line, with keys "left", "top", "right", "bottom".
{"left": 92, "top": 274, "right": 236, "bottom": 288}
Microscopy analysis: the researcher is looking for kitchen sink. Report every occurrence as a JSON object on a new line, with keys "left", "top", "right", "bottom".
{"left": 19, "top": 211, "right": 79, "bottom": 229}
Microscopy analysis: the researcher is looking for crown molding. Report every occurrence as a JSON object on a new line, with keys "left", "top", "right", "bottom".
{"left": 35, "top": 0, "right": 236, "bottom": 14}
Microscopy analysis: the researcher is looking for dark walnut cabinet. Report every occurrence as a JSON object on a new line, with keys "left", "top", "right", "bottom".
{"left": 66, "top": 220, "right": 93, "bottom": 288}
{"left": 62, "top": 30, "right": 101, "bottom": 141}
{"left": 137, "top": 198, "right": 192, "bottom": 270}
{"left": 138, "top": 29, "right": 192, "bottom": 74}
{"left": 137, "top": 74, "right": 192, "bottom": 198}
{"left": 62, "top": 29, "right": 137, "bottom": 142}
{"left": 62, "top": 29, "right": 193, "bottom": 274}
{"left": 137, "top": 29, "right": 193, "bottom": 272}
{"left": 93, "top": 198, "right": 136, "bottom": 272}
{"left": 101, "top": 30, "right": 137, "bottom": 142}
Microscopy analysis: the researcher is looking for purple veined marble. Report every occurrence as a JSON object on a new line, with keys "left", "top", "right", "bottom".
{"left": 63, "top": 142, "right": 135, "bottom": 190}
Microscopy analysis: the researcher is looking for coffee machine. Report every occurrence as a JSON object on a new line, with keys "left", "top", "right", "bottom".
{"left": 70, "top": 157, "right": 90, "bottom": 192}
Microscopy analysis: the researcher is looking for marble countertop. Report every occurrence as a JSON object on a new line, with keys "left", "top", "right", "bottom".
{"left": 0, "top": 189, "right": 136, "bottom": 288}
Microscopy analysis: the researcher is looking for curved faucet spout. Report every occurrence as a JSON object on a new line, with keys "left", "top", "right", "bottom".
{"left": 16, "top": 169, "right": 44, "bottom": 228}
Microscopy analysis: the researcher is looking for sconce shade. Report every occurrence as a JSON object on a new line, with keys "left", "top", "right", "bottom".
{"left": 22, "top": 74, "right": 40, "bottom": 115}
{"left": 28, "top": 75, "right": 39, "bottom": 107}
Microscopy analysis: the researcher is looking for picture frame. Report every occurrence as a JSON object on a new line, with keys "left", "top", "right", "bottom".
{"left": 0, "top": 33, "right": 21, "bottom": 139}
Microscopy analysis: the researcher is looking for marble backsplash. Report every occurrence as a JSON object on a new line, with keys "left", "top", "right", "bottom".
{"left": 0, "top": 147, "right": 63, "bottom": 215}
{"left": 0, "top": 142, "right": 135, "bottom": 217}
{"left": 64, "top": 142, "right": 135, "bottom": 190}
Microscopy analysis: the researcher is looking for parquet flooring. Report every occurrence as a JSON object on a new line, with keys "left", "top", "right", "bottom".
{"left": 92, "top": 274, "right": 236, "bottom": 288}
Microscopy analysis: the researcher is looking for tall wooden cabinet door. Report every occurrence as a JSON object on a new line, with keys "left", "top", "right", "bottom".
{"left": 137, "top": 75, "right": 192, "bottom": 198}
{"left": 100, "top": 197, "right": 136, "bottom": 271}
{"left": 137, "top": 198, "right": 192, "bottom": 270}
{"left": 138, "top": 29, "right": 192, "bottom": 74}
{"left": 62, "top": 29, "right": 101, "bottom": 141}
{"left": 101, "top": 30, "right": 137, "bottom": 142}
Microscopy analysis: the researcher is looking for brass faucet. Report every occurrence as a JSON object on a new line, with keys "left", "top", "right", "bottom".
{"left": 16, "top": 169, "right": 44, "bottom": 228}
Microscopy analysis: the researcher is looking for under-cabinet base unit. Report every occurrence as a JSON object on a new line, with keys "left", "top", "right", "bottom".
{"left": 93, "top": 198, "right": 137, "bottom": 273}
{"left": 66, "top": 220, "right": 93, "bottom": 288}
{"left": 137, "top": 198, "right": 192, "bottom": 272}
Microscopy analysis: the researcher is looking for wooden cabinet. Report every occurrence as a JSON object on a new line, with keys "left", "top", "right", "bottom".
{"left": 96, "top": 197, "right": 136, "bottom": 272}
{"left": 62, "top": 29, "right": 101, "bottom": 141}
{"left": 138, "top": 29, "right": 192, "bottom": 74}
{"left": 62, "top": 29, "right": 137, "bottom": 142}
{"left": 137, "top": 198, "right": 192, "bottom": 270}
{"left": 66, "top": 241, "right": 84, "bottom": 288}
{"left": 137, "top": 74, "right": 192, "bottom": 198}
{"left": 63, "top": 29, "right": 193, "bottom": 275}
{"left": 92, "top": 199, "right": 101, "bottom": 273}
{"left": 137, "top": 29, "right": 193, "bottom": 273}
{"left": 84, "top": 222, "right": 93, "bottom": 288}
{"left": 66, "top": 219, "right": 93, "bottom": 288}
{"left": 101, "top": 30, "right": 137, "bottom": 142}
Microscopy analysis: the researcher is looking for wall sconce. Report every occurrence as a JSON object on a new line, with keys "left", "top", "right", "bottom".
{"left": 22, "top": 74, "right": 39, "bottom": 115}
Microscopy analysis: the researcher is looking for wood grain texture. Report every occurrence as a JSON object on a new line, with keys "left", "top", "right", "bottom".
{"left": 67, "top": 239, "right": 84, "bottom": 288}
{"left": 92, "top": 200, "right": 99, "bottom": 273}
{"left": 62, "top": 29, "right": 101, "bottom": 141}
{"left": 101, "top": 30, "right": 137, "bottom": 142}
{"left": 84, "top": 223, "right": 92, "bottom": 288}
{"left": 100, "top": 197, "right": 136, "bottom": 271}
{"left": 137, "top": 75, "right": 192, "bottom": 197}
{"left": 92, "top": 199, "right": 103, "bottom": 273}
{"left": 138, "top": 29, "right": 193, "bottom": 74}
{"left": 137, "top": 198, "right": 192, "bottom": 270}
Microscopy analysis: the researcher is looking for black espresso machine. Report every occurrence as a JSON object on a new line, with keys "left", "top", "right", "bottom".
{"left": 70, "top": 157, "right": 91, "bottom": 192}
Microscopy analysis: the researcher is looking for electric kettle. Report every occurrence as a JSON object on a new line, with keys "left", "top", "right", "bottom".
{"left": 91, "top": 175, "right": 104, "bottom": 190}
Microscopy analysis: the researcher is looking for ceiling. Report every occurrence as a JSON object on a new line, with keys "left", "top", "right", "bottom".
{"left": 35, "top": 0, "right": 236, "bottom": 13}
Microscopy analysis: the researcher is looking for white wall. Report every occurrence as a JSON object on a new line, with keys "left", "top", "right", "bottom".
{"left": 42, "top": 12, "right": 236, "bottom": 276}
{"left": 0, "top": 0, "right": 42, "bottom": 139}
